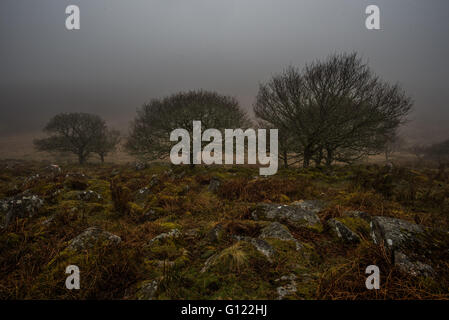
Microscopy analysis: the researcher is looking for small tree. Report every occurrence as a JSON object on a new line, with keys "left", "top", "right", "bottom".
{"left": 34, "top": 113, "right": 107, "bottom": 164}
{"left": 126, "top": 90, "right": 251, "bottom": 161}
{"left": 94, "top": 129, "right": 121, "bottom": 163}
{"left": 383, "top": 133, "right": 406, "bottom": 162}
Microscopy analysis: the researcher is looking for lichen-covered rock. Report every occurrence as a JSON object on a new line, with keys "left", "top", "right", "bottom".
{"left": 248, "top": 237, "right": 275, "bottom": 258}
{"left": 277, "top": 283, "right": 297, "bottom": 300}
{"left": 370, "top": 216, "right": 424, "bottom": 250}
{"left": 251, "top": 201, "right": 323, "bottom": 227}
{"left": 208, "top": 177, "right": 221, "bottom": 193}
{"left": 291, "top": 200, "right": 326, "bottom": 213}
{"left": 327, "top": 218, "right": 361, "bottom": 244}
{"left": 260, "top": 222, "right": 293, "bottom": 240}
{"left": 147, "top": 229, "right": 181, "bottom": 246}
{"left": 275, "top": 274, "right": 298, "bottom": 300}
{"left": 135, "top": 187, "right": 151, "bottom": 204}
{"left": 207, "top": 223, "right": 224, "bottom": 242}
{"left": 394, "top": 251, "right": 435, "bottom": 278}
{"left": 1, "top": 193, "right": 44, "bottom": 227}
{"left": 77, "top": 190, "right": 102, "bottom": 202}
{"left": 135, "top": 162, "right": 147, "bottom": 171}
{"left": 234, "top": 235, "right": 275, "bottom": 259}
{"left": 260, "top": 222, "right": 303, "bottom": 250}
{"left": 22, "top": 174, "right": 41, "bottom": 186}
{"left": 136, "top": 280, "right": 158, "bottom": 300}
{"left": 66, "top": 227, "right": 121, "bottom": 251}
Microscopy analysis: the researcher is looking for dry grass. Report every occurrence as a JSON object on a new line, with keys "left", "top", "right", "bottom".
{"left": 1, "top": 159, "right": 449, "bottom": 299}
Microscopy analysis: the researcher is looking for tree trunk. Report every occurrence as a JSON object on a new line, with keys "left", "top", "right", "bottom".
{"left": 100, "top": 154, "right": 105, "bottom": 163}
{"left": 283, "top": 150, "right": 288, "bottom": 168}
{"left": 303, "top": 150, "right": 311, "bottom": 168}
{"left": 78, "top": 154, "right": 86, "bottom": 165}
{"left": 315, "top": 149, "right": 323, "bottom": 167}
{"left": 325, "top": 148, "right": 333, "bottom": 167}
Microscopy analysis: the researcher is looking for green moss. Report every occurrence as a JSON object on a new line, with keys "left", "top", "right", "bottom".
{"left": 158, "top": 222, "right": 181, "bottom": 230}
{"left": 336, "top": 216, "right": 370, "bottom": 235}
{"left": 306, "top": 223, "right": 324, "bottom": 233}
{"left": 61, "top": 190, "right": 82, "bottom": 201}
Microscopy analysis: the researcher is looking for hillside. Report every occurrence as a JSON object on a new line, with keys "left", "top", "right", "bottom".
{"left": 1, "top": 160, "right": 448, "bottom": 299}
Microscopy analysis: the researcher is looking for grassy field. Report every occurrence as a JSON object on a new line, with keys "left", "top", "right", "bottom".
{"left": 0, "top": 159, "right": 448, "bottom": 299}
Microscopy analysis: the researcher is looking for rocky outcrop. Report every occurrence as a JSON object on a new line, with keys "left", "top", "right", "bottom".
{"left": 135, "top": 162, "right": 147, "bottom": 171}
{"left": 66, "top": 227, "right": 121, "bottom": 251}
{"left": 136, "top": 280, "right": 158, "bottom": 300}
{"left": 394, "top": 251, "right": 435, "bottom": 278}
{"left": 370, "top": 216, "right": 424, "bottom": 250}
{"left": 251, "top": 200, "right": 324, "bottom": 227}
{"left": 260, "top": 222, "right": 303, "bottom": 250}
{"left": 234, "top": 236, "right": 276, "bottom": 259}
{"left": 327, "top": 218, "right": 361, "bottom": 244}
{"left": 370, "top": 216, "right": 436, "bottom": 277}
{"left": 147, "top": 229, "right": 181, "bottom": 246}
{"left": 1, "top": 193, "right": 44, "bottom": 227}
{"left": 275, "top": 274, "right": 297, "bottom": 300}
{"left": 208, "top": 177, "right": 221, "bottom": 193}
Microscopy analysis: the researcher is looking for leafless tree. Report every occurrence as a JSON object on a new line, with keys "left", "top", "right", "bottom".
{"left": 126, "top": 90, "right": 251, "bottom": 161}
{"left": 94, "top": 129, "right": 121, "bottom": 163}
{"left": 34, "top": 113, "right": 114, "bottom": 164}
{"left": 254, "top": 67, "right": 306, "bottom": 167}
{"left": 383, "top": 133, "right": 406, "bottom": 162}
{"left": 254, "top": 53, "right": 413, "bottom": 167}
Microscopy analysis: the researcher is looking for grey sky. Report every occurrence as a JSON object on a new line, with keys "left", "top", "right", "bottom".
{"left": 1, "top": 0, "right": 448, "bottom": 143}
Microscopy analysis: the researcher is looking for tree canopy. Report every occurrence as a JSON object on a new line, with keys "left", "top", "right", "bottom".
{"left": 254, "top": 53, "right": 413, "bottom": 167}
{"left": 34, "top": 112, "right": 119, "bottom": 164}
{"left": 126, "top": 90, "right": 251, "bottom": 160}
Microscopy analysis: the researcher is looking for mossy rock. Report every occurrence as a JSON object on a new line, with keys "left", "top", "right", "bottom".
{"left": 336, "top": 216, "right": 370, "bottom": 236}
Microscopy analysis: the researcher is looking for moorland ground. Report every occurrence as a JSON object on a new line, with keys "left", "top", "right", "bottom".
{"left": 0, "top": 159, "right": 448, "bottom": 299}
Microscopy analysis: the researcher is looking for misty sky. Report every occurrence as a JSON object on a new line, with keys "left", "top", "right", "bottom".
{"left": 1, "top": 0, "right": 448, "bottom": 143}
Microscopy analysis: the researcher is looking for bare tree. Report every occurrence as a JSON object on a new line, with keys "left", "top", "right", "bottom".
{"left": 34, "top": 113, "right": 107, "bottom": 164}
{"left": 383, "top": 132, "right": 406, "bottom": 162}
{"left": 254, "top": 53, "right": 413, "bottom": 167}
{"left": 126, "top": 90, "right": 251, "bottom": 161}
{"left": 94, "top": 129, "right": 121, "bottom": 163}
{"left": 254, "top": 67, "right": 306, "bottom": 167}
